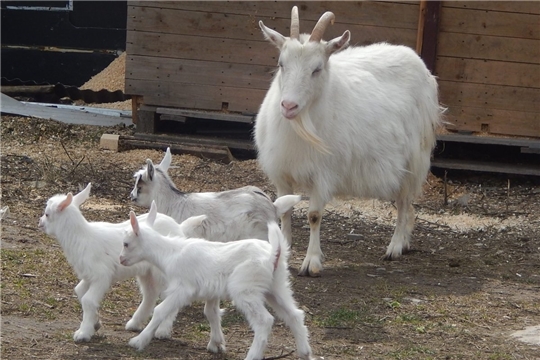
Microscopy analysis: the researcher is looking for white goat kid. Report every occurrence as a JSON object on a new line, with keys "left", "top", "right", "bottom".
{"left": 38, "top": 183, "right": 204, "bottom": 341}
{"left": 119, "top": 214, "right": 314, "bottom": 360}
{"left": 131, "top": 147, "right": 301, "bottom": 242}
{"left": 256, "top": 7, "right": 443, "bottom": 276}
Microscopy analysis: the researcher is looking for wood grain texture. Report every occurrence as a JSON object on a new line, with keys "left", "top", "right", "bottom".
{"left": 440, "top": 7, "right": 539, "bottom": 39}
{"left": 437, "top": 32, "right": 539, "bottom": 64}
{"left": 443, "top": 1, "right": 540, "bottom": 15}
{"left": 129, "top": 1, "right": 420, "bottom": 29}
{"left": 435, "top": 57, "right": 540, "bottom": 88}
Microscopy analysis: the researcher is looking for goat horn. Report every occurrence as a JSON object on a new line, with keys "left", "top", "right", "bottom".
{"left": 309, "top": 11, "right": 335, "bottom": 42}
{"left": 290, "top": 6, "right": 300, "bottom": 39}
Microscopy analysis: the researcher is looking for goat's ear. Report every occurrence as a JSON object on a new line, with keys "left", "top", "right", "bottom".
{"left": 326, "top": 30, "right": 350, "bottom": 55}
{"left": 159, "top": 147, "right": 172, "bottom": 172}
{"left": 58, "top": 193, "right": 73, "bottom": 212}
{"left": 73, "top": 183, "right": 91, "bottom": 208}
{"left": 179, "top": 215, "right": 206, "bottom": 236}
{"left": 130, "top": 210, "right": 140, "bottom": 236}
{"left": 147, "top": 201, "right": 157, "bottom": 227}
{"left": 146, "top": 159, "right": 155, "bottom": 181}
{"left": 259, "top": 21, "right": 286, "bottom": 49}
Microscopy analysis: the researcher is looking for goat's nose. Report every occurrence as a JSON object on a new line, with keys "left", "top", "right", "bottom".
{"left": 281, "top": 100, "right": 298, "bottom": 111}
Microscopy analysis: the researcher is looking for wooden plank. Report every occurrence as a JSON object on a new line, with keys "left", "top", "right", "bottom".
{"left": 443, "top": 106, "right": 540, "bottom": 138}
{"left": 129, "top": 1, "right": 420, "bottom": 29}
{"left": 156, "top": 108, "right": 254, "bottom": 124}
{"left": 437, "top": 134, "right": 540, "bottom": 147}
{"left": 443, "top": 1, "right": 540, "bottom": 15}
{"left": 419, "top": 1, "right": 441, "bottom": 73}
{"left": 435, "top": 57, "right": 540, "bottom": 88}
{"left": 125, "top": 55, "right": 274, "bottom": 90}
{"left": 440, "top": 7, "right": 539, "bottom": 39}
{"left": 437, "top": 32, "right": 540, "bottom": 64}
{"left": 119, "top": 135, "right": 237, "bottom": 163}
{"left": 431, "top": 158, "right": 540, "bottom": 176}
{"left": 132, "top": 132, "right": 255, "bottom": 151}
{"left": 126, "top": 79, "right": 267, "bottom": 113}
{"left": 126, "top": 28, "right": 417, "bottom": 67}
{"left": 439, "top": 80, "right": 540, "bottom": 114}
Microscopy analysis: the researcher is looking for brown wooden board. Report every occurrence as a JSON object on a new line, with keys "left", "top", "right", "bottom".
{"left": 129, "top": 1, "right": 420, "bottom": 29}
{"left": 443, "top": 106, "right": 540, "bottom": 138}
{"left": 125, "top": 55, "right": 274, "bottom": 90}
{"left": 437, "top": 32, "right": 539, "bottom": 64}
{"left": 439, "top": 80, "right": 539, "bottom": 113}
{"left": 128, "top": 5, "right": 417, "bottom": 47}
{"left": 435, "top": 57, "right": 540, "bottom": 89}
{"left": 443, "top": 1, "right": 540, "bottom": 15}
{"left": 126, "top": 28, "right": 416, "bottom": 74}
{"left": 439, "top": 7, "right": 539, "bottom": 39}
{"left": 127, "top": 79, "right": 267, "bottom": 113}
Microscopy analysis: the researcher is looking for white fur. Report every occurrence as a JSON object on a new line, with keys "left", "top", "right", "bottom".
{"left": 130, "top": 147, "right": 301, "bottom": 241}
{"left": 119, "top": 215, "right": 314, "bottom": 360}
{"left": 257, "top": 8, "right": 444, "bottom": 276}
{"left": 38, "top": 183, "right": 204, "bottom": 342}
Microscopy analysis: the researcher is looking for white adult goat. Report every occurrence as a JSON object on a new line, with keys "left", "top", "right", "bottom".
{"left": 38, "top": 183, "right": 205, "bottom": 341}
{"left": 130, "top": 147, "right": 301, "bottom": 241}
{"left": 119, "top": 213, "right": 314, "bottom": 360}
{"left": 256, "top": 7, "right": 443, "bottom": 276}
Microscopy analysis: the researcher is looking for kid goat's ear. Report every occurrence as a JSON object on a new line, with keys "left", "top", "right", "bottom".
{"left": 147, "top": 201, "right": 157, "bottom": 227}
{"left": 159, "top": 147, "right": 172, "bottom": 172}
{"left": 145, "top": 159, "right": 154, "bottom": 181}
{"left": 130, "top": 210, "right": 140, "bottom": 236}
{"left": 58, "top": 193, "right": 73, "bottom": 211}
{"left": 73, "top": 183, "right": 91, "bottom": 208}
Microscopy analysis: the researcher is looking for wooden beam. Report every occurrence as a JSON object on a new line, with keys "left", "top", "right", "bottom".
{"left": 417, "top": 1, "right": 441, "bottom": 73}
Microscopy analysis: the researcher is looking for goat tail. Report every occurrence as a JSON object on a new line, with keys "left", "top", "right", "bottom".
{"left": 267, "top": 221, "right": 290, "bottom": 272}
{"left": 273, "top": 195, "right": 302, "bottom": 217}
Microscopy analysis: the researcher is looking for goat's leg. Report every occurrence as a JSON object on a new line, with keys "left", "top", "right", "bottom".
{"left": 126, "top": 272, "right": 160, "bottom": 332}
{"left": 204, "top": 298, "right": 226, "bottom": 353}
{"left": 299, "top": 193, "right": 326, "bottom": 277}
{"left": 266, "top": 291, "right": 312, "bottom": 360}
{"left": 234, "top": 295, "right": 274, "bottom": 360}
{"left": 276, "top": 183, "right": 294, "bottom": 245}
{"left": 129, "top": 293, "right": 187, "bottom": 351}
{"left": 384, "top": 195, "right": 414, "bottom": 260}
{"left": 74, "top": 281, "right": 109, "bottom": 342}
{"left": 74, "top": 280, "right": 101, "bottom": 332}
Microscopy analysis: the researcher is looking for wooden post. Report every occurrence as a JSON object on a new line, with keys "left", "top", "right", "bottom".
{"left": 131, "top": 95, "right": 142, "bottom": 124}
{"left": 416, "top": 1, "right": 441, "bottom": 74}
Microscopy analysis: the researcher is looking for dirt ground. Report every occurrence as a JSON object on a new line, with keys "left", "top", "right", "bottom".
{"left": 1, "top": 115, "right": 539, "bottom": 360}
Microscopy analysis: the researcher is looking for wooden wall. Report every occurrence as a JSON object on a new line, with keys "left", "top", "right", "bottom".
{"left": 436, "top": 1, "right": 539, "bottom": 137}
{"left": 125, "top": 1, "right": 419, "bottom": 114}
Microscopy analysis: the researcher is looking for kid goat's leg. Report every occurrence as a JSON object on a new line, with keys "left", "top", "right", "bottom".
{"left": 266, "top": 286, "right": 312, "bottom": 359}
{"left": 74, "top": 281, "right": 109, "bottom": 342}
{"left": 129, "top": 292, "right": 188, "bottom": 351}
{"left": 235, "top": 294, "right": 274, "bottom": 360}
{"left": 74, "top": 280, "right": 101, "bottom": 332}
{"left": 204, "top": 298, "right": 226, "bottom": 353}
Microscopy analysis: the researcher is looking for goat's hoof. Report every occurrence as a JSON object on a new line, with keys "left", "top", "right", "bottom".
{"left": 125, "top": 319, "right": 144, "bottom": 332}
{"left": 207, "top": 341, "right": 226, "bottom": 353}
{"left": 154, "top": 328, "right": 172, "bottom": 339}
{"left": 128, "top": 335, "right": 149, "bottom": 351}
{"left": 298, "top": 267, "right": 321, "bottom": 277}
{"left": 73, "top": 330, "right": 92, "bottom": 342}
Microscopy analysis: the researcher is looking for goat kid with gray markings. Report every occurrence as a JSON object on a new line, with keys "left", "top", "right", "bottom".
{"left": 256, "top": 7, "right": 444, "bottom": 276}
{"left": 131, "top": 147, "right": 301, "bottom": 242}
{"left": 119, "top": 212, "right": 315, "bottom": 360}
{"left": 38, "top": 183, "right": 204, "bottom": 342}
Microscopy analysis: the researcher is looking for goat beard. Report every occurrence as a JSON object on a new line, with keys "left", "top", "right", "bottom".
{"left": 290, "top": 112, "right": 332, "bottom": 155}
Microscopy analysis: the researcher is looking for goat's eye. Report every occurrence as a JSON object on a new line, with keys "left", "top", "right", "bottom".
{"left": 312, "top": 67, "right": 322, "bottom": 75}
{"left": 123, "top": 243, "right": 128, "bottom": 248}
